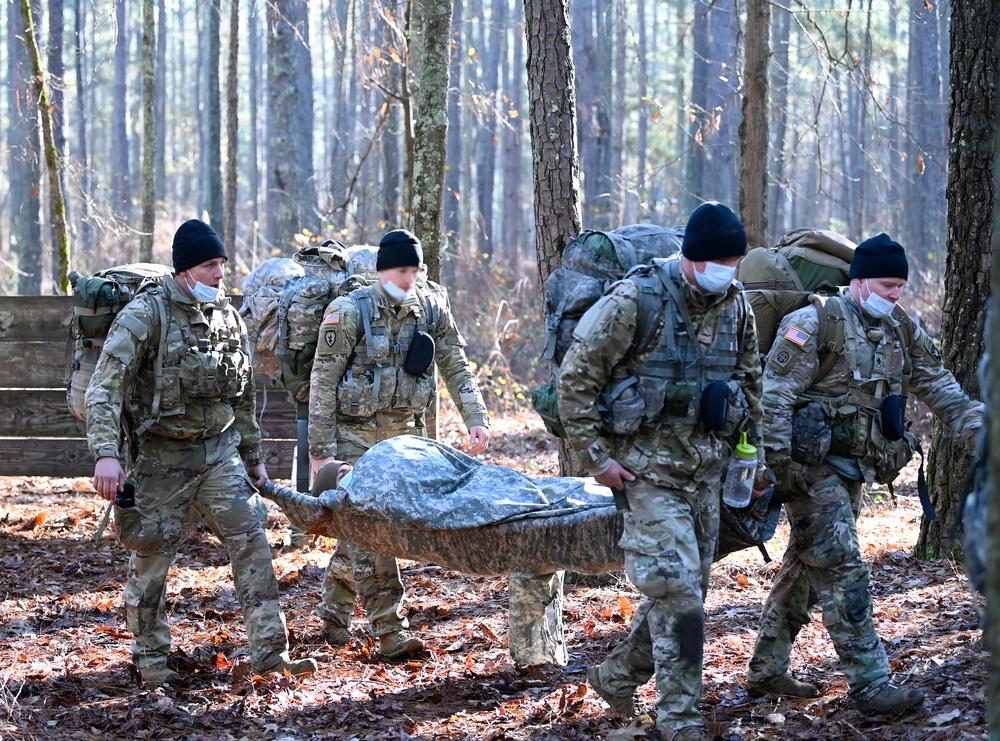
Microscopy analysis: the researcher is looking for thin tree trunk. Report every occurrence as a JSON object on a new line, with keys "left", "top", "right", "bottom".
{"left": 112, "top": 0, "right": 131, "bottom": 217}
{"left": 140, "top": 0, "right": 156, "bottom": 261}
{"left": 612, "top": 0, "right": 625, "bottom": 225}
{"left": 474, "top": 0, "right": 505, "bottom": 260}
{"left": 73, "top": 0, "right": 91, "bottom": 251}
{"left": 154, "top": 0, "right": 166, "bottom": 200}
{"left": 206, "top": 0, "right": 224, "bottom": 234}
{"left": 443, "top": 0, "right": 464, "bottom": 263}
{"left": 918, "top": 0, "right": 999, "bottom": 559}
{"left": 248, "top": 0, "right": 260, "bottom": 238}
{"left": 411, "top": 0, "right": 454, "bottom": 284}
{"left": 502, "top": 0, "right": 524, "bottom": 266}
{"left": 21, "top": 0, "right": 71, "bottom": 293}
{"left": 636, "top": 0, "right": 648, "bottom": 221}
{"left": 223, "top": 0, "right": 239, "bottom": 258}
{"left": 739, "top": 0, "right": 769, "bottom": 249}
{"left": 47, "top": 0, "right": 71, "bottom": 285}
{"left": 685, "top": 0, "right": 711, "bottom": 212}
{"left": 768, "top": 4, "right": 790, "bottom": 244}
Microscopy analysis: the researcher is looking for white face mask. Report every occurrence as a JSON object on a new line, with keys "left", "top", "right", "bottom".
{"left": 338, "top": 468, "right": 354, "bottom": 491}
{"left": 185, "top": 274, "right": 222, "bottom": 303}
{"left": 860, "top": 279, "right": 897, "bottom": 319}
{"left": 381, "top": 278, "right": 413, "bottom": 304}
{"left": 694, "top": 261, "right": 737, "bottom": 294}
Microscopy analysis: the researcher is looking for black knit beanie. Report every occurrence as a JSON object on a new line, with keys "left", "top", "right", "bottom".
{"left": 172, "top": 219, "right": 227, "bottom": 273}
{"left": 681, "top": 202, "right": 748, "bottom": 261}
{"left": 376, "top": 229, "right": 423, "bottom": 271}
{"left": 850, "top": 233, "right": 908, "bottom": 280}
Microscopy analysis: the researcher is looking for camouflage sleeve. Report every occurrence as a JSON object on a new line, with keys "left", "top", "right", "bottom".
{"left": 230, "top": 310, "right": 264, "bottom": 463}
{"left": 84, "top": 299, "right": 153, "bottom": 460}
{"left": 760, "top": 307, "right": 823, "bottom": 472}
{"left": 733, "top": 295, "right": 764, "bottom": 454}
{"left": 908, "top": 323, "right": 984, "bottom": 446}
{"left": 556, "top": 281, "right": 640, "bottom": 474}
{"left": 433, "top": 298, "right": 490, "bottom": 430}
{"left": 308, "top": 296, "right": 360, "bottom": 459}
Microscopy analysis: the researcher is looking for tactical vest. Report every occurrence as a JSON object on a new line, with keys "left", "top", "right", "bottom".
{"left": 798, "top": 295, "right": 913, "bottom": 483}
{"left": 133, "top": 289, "right": 252, "bottom": 434}
{"left": 603, "top": 257, "right": 743, "bottom": 434}
{"left": 336, "top": 284, "right": 442, "bottom": 418}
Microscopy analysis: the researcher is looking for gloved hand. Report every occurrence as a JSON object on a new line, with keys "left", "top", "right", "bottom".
{"left": 773, "top": 461, "right": 814, "bottom": 499}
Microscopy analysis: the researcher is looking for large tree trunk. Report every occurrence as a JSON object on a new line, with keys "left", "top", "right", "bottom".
{"left": 523, "top": 0, "right": 582, "bottom": 476}
{"left": 265, "top": 0, "right": 315, "bottom": 249}
{"left": 739, "top": 0, "right": 769, "bottom": 249}
{"left": 917, "top": 0, "right": 999, "bottom": 559}
{"left": 112, "top": 0, "right": 131, "bottom": 218}
{"left": 140, "top": 0, "right": 156, "bottom": 261}
{"left": 501, "top": 0, "right": 524, "bottom": 267}
{"left": 21, "top": 0, "right": 71, "bottom": 293}
{"left": 223, "top": 0, "right": 239, "bottom": 258}
{"left": 767, "top": 3, "right": 790, "bottom": 244}
{"left": 685, "top": 0, "right": 711, "bottom": 212}
{"left": 988, "top": 104, "right": 1000, "bottom": 741}
{"left": 410, "top": 0, "right": 454, "bottom": 284}
{"left": 571, "top": 0, "right": 599, "bottom": 224}
{"left": 706, "top": 0, "right": 740, "bottom": 208}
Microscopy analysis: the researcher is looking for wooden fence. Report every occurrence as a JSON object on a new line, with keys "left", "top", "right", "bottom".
{"left": 0, "top": 295, "right": 299, "bottom": 477}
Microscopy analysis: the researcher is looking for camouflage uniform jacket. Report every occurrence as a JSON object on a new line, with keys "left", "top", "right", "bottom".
{"left": 763, "top": 287, "right": 983, "bottom": 480}
{"left": 557, "top": 256, "right": 763, "bottom": 488}
{"left": 85, "top": 275, "right": 263, "bottom": 464}
{"left": 309, "top": 282, "right": 490, "bottom": 459}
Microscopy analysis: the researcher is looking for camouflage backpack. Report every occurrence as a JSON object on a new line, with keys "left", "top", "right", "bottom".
{"left": 66, "top": 263, "right": 173, "bottom": 422}
{"left": 238, "top": 256, "right": 305, "bottom": 363}
{"left": 531, "top": 223, "right": 684, "bottom": 437}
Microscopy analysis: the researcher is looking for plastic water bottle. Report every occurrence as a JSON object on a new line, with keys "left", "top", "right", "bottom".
{"left": 722, "top": 433, "right": 757, "bottom": 508}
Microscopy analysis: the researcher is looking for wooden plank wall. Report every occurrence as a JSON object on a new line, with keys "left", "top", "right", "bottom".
{"left": 0, "top": 296, "right": 299, "bottom": 477}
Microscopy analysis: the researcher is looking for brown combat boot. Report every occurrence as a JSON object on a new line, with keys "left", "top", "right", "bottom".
{"left": 321, "top": 620, "right": 354, "bottom": 647}
{"left": 261, "top": 656, "right": 318, "bottom": 679}
{"left": 854, "top": 684, "right": 924, "bottom": 715}
{"left": 379, "top": 631, "right": 425, "bottom": 658}
{"left": 140, "top": 665, "right": 180, "bottom": 687}
{"left": 587, "top": 665, "right": 643, "bottom": 718}
{"left": 747, "top": 672, "right": 820, "bottom": 698}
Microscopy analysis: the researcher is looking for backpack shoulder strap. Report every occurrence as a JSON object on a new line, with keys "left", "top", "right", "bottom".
{"left": 352, "top": 287, "right": 377, "bottom": 354}
{"left": 891, "top": 306, "right": 916, "bottom": 395}
{"left": 132, "top": 287, "right": 170, "bottom": 438}
{"left": 628, "top": 271, "right": 665, "bottom": 356}
{"left": 810, "top": 294, "right": 846, "bottom": 385}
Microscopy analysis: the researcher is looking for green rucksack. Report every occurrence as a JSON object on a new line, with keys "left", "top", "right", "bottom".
{"left": 66, "top": 263, "right": 173, "bottom": 422}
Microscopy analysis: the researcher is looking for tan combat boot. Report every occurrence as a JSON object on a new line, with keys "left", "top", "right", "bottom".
{"left": 140, "top": 665, "right": 180, "bottom": 687}
{"left": 854, "top": 684, "right": 924, "bottom": 715}
{"left": 379, "top": 631, "right": 425, "bottom": 658}
{"left": 321, "top": 620, "right": 354, "bottom": 647}
{"left": 261, "top": 657, "right": 318, "bottom": 678}
{"left": 747, "top": 672, "right": 820, "bottom": 698}
{"left": 587, "top": 665, "right": 643, "bottom": 718}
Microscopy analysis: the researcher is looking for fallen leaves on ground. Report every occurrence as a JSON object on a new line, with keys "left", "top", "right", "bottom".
{"left": 0, "top": 405, "right": 986, "bottom": 740}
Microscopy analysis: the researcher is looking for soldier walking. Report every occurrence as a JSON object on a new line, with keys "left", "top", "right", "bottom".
{"left": 558, "top": 203, "right": 767, "bottom": 741}
{"left": 747, "top": 234, "right": 984, "bottom": 713}
{"left": 88, "top": 219, "right": 316, "bottom": 686}
{"left": 308, "top": 228, "right": 491, "bottom": 658}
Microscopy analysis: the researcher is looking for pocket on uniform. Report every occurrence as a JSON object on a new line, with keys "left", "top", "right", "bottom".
{"left": 396, "top": 370, "right": 435, "bottom": 412}
{"left": 337, "top": 371, "right": 377, "bottom": 417}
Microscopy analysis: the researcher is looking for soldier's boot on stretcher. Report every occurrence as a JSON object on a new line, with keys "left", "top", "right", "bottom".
{"left": 587, "top": 665, "right": 643, "bottom": 718}
{"left": 854, "top": 683, "right": 924, "bottom": 715}
{"left": 321, "top": 619, "right": 354, "bottom": 647}
{"left": 379, "top": 631, "right": 425, "bottom": 658}
{"left": 747, "top": 672, "right": 820, "bottom": 698}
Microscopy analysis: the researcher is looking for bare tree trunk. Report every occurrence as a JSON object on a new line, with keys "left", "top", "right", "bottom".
{"left": 685, "top": 0, "right": 711, "bottom": 212}
{"left": 206, "top": 0, "right": 224, "bottom": 234}
{"left": 266, "top": 0, "right": 315, "bottom": 248}
{"left": 112, "top": 0, "right": 131, "bottom": 218}
{"left": 73, "top": 0, "right": 91, "bottom": 251}
{"left": 917, "top": 0, "right": 999, "bottom": 559}
{"left": 571, "top": 0, "right": 598, "bottom": 222}
{"left": 327, "top": 0, "right": 350, "bottom": 232}
{"left": 739, "top": 0, "right": 769, "bottom": 249}
{"left": 474, "top": 0, "right": 505, "bottom": 260}
{"left": 248, "top": 0, "right": 261, "bottom": 234}
{"left": 154, "top": 0, "right": 166, "bottom": 201}
{"left": 47, "top": 0, "right": 71, "bottom": 284}
{"left": 635, "top": 0, "right": 648, "bottom": 222}
{"left": 707, "top": 0, "right": 740, "bottom": 208}
{"left": 21, "top": 0, "right": 71, "bottom": 293}
{"left": 411, "top": 0, "right": 454, "bottom": 284}
{"left": 988, "top": 86, "right": 1000, "bottom": 741}
{"left": 767, "top": 4, "right": 790, "bottom": 244}
{"left": 443, "top": 0, "right": 464, "bottom": 262}
{"left": 381, "top": 10, "right": 402, "bottom": 226}
{"left": 140, "top": 0, "right": 156, "bottom": 261}
{"left": 223, "top": 0, "right": 239, "bottom": 258}
{"left": 502, "top": 0, "right": 524, "bottom": 266}
{"left": 611, "top": 0, "right": 625, "bottom": 226}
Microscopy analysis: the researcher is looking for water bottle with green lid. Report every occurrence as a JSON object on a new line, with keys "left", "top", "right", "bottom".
{"left": 722, "top": 432, "right": 757, "bottom": 508}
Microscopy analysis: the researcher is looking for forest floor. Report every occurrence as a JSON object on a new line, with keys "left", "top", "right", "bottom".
{"left": 0, "top": 404, "right": 987, "bottom": 741}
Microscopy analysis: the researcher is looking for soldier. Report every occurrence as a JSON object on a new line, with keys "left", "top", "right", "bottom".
{"left": 747, "top": 234, "right": 984, "bottom": 713}
{"left": 88, "top": 219, "right": 316, "bottom": 687}
{"left": 558, "top": 202, "right": 766, "bottom": 741}
{"left": 308, "top": 228, "right": 491, "bottom": 658}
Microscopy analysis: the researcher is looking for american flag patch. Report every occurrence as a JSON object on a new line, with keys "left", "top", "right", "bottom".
{"left": 784, "top": 326, "right": 810, "bottom": 347}
{"left": 324, "top": 312, "right": 340, "bottom": 325}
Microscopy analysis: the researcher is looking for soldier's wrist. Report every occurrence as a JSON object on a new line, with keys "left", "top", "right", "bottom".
{"left": 94, "top": 446, "right": 120, "bottom": 461}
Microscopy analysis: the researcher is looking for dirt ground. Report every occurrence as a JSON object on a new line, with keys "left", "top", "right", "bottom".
{"left": 0, "top": 407, "right": 987, "bottom": 740}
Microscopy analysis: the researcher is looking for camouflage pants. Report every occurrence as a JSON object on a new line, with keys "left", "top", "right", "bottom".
{"left": 122, "top": 428, "right": 291, "bottom": 673}
{"left": 595, "top": 478, "right": 719, "bottom": 734}
{"left": 317, "top": 421, "right": 420, "bottom": 635}
{"left": 748, "top": 467, "right": 889, "bottom": 698}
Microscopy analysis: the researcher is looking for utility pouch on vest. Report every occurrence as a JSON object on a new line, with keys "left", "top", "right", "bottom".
{"left": 791, "top": 402, "right": 832, "bottom": 465}
{"left": 700, "top": 381, "right": 730, "bottom": 432}
{"left": 880, "top": 394, "right": 908, "bottom": 442}
{"left": 404, "top": 331, "right": 435, "bottom": 376}
{"left": 829, "top": 423, "right": 854, "bottom": 456}
{"left": 598, "top": 376, "right": 645, "bottom": 436}
{"left": 663, "top": 382, "right": 694, "bottom": 417}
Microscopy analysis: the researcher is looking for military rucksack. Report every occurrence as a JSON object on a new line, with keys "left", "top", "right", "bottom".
{"left": 238, "top": 256, "right": 305, "bottom": 363}
{"left": 66, "top": 263, "right": 173, "bottom": 422}
{"left": 531, "top": 224, "right": 684, "bottom": 437}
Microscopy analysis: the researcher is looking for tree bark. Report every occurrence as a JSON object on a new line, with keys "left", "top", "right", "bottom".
{"left": 140, "top": 0, "right": 156, "bottom": 261}
{"left": 223, "top": 0, "right": 239, "bottom": 258}
{"left": 248, "top": 0, "right": 261, "bottom": 234}
{"left": 523, "top": 0, "right": 582, "bottom": 476}
{"left": 635, "top": 0, "right": 648, "bottom": 220}
{"left": 443, "top": 0, "right": 464, "bottom": 262}
{"left": 502, "top": 0, "right": 524, "bottom": 266}
{"left": 112, "top": 0, "right": 131, "bottom": 217}
{"left": 206, "top": 0, "right": 224, "bottom": 235}
{"left": 739, "top": 0, "right": 769, "bottom": 249}
{"left": 685, "top": 0, "right": 711, "bottom": 212}
{"left": 767, "top": 3, "right": 790, "bottom": 244}
{"left": 917, "top": 0, "right": 999, "bottom": 559}
{"left": 410, "top": 0, "right": 454, "bottom": 284}
{"left": 73, "top": 0, "right": 91, "bottom": 251}
{"left": 988, "top": 104, "right": 1000, "bottom": 741}
{"left": 21, "top": 0, "right": 71, "bottom": 293}
{"left": 474, "top": 0, "right": 505, "bottom": 260}
{"left": 265, "top": 0, "right": 315, "bottom": 249}
{"left": 154, "top": 0, "right": 166, "bottom": 201}
{"left": 47, "top": 0, "right": 71, "bottom": 284}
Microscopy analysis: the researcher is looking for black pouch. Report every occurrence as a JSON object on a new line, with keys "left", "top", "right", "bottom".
{"left": 404, "top": 331, "right": 436, "bottom": 376}
{"left": 880, "top": 394, "right": 907, "bottom": 442}
{"left": 700, "top": 381, "right": 730, "bottom": 432}
{"left": 116, "top": 482, "right": 136, "bottom": 509}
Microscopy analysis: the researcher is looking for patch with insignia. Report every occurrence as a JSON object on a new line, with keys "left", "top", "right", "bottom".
{"left": 775, "top": 349, "right": 791, "bottom": 366}
{"left": 325, "top": 329, "right": 336, "bottom": 347}
{"left": 784, "top": 326, "right": 810, "bottom": 347}
{"left": 324, "top": 312, "right": 340, "bottom": 325}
